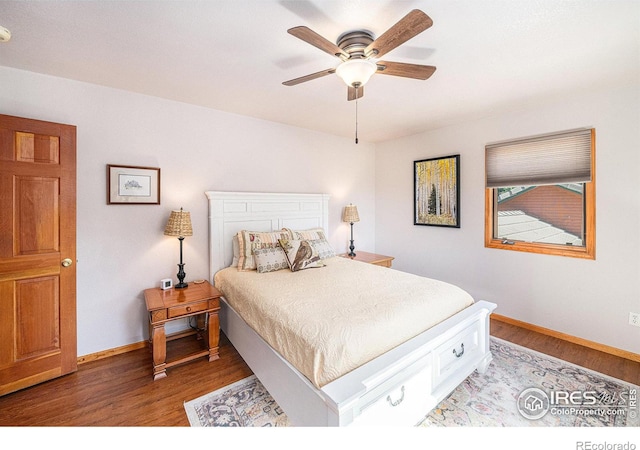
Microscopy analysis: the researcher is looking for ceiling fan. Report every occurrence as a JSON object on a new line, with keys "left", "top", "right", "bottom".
{"left": 282, "top": 9, "right": 436, "bottom": 101}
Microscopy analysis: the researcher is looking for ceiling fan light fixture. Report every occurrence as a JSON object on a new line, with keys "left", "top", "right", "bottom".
{"left": 0, "top": 25, "right": 11, "bottom": 43}
{"left": 336, "top": 59, "right": 377, "bottom": 88}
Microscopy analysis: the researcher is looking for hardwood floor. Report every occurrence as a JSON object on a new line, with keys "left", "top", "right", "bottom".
{"left": 0, "top": 319, "right": 637, "bottom": 426}
{"left": 491, "top": 319, "right": 640, "bottom": 386}
{"left": 0, "top": 334, "right": 252, "bottom": 426}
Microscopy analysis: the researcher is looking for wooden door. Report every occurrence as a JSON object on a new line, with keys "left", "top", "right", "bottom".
{"left": 0, "top": 114, "right": 77, "bottom": 396}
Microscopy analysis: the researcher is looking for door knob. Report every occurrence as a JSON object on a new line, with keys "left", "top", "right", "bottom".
{"left": 61, "top": 258, "right": 73, "bottom": 267}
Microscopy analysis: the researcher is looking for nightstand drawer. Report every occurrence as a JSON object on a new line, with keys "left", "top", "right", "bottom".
{"left": 168, "top": 300, "right": 209, "bottom": 318}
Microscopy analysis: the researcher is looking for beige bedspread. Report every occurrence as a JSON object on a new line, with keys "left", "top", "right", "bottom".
{"left": 214, "top": 256, "right": 474, "bottom": 388}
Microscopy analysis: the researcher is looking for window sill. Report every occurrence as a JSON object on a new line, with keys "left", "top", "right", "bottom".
{"left": 484, "top": 238, "right": 595, "bottom": 259}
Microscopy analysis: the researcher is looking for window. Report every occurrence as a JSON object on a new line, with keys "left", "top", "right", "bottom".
{"left": 484, "top": 128, "right": 595, "bottom": 259}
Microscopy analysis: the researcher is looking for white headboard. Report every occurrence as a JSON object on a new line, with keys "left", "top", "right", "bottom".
{"left": 205, "top": 191, "right": 330, "bottom": 283}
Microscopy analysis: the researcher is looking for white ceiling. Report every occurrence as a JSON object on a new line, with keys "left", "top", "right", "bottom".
{"left": 1, "top": 1, "right": 638, "bottom": 142}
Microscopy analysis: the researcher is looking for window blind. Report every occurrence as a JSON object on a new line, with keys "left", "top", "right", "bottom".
{"left": 486, "top": 128, "right": 593, "bottom": 188}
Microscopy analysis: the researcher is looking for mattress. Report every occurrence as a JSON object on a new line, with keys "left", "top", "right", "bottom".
{"left": 214, "top": 256, "right": 474, "bottom": 388}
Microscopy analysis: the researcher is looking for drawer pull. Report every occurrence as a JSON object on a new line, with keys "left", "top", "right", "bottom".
{"left": 453, "top": 342, "right": 465, "bottom": 358}
{"left": 186, "top": 307, "right": 192, "bottom": 312}
{"left": 386, "top": 386, "right": 405, "bottom": 407}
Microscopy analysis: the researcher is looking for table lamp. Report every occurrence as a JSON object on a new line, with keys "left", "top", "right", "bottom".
{"left": 342, "top": 204, "right": 360, "bottom": 257}
{"left": 164, "top": 207, "right": 193, "bottom": 289}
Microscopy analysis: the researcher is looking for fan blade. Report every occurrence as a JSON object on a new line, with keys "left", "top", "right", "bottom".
{"left": 376, "top": 61, "right": 436, "bottom": 80}
{"left": 288, "top": 26, "right": 349, "bottom": 59}
{"left": 283, "top": 68, "right": 336, "bottom": 86}
{"left": 365, "top": 9, "right": 433, "bottom": 59}
{"left": 347, "top": 85, "right": 364, "bottom": 101}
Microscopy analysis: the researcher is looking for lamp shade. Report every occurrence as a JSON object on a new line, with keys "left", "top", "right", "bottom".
{"left": 336, "top": 59, "right": 377, "bottom": 87}
{"left": 342, "top": 204, "right": 360, "bottom": 223}
{"left": 164, "top": 208, "right": 193, "bottom": 237}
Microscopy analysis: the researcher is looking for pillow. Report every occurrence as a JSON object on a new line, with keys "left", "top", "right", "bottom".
{"left": 279, "top": 238, "right": 325, "bottom": 272}
{"left": 230, "top": 234, "right": 240, "bottom": 268}
{"left": 286, "top": 227, "right": 327, "bottom": 241}
{"left": 285, "top": 228, "right": 336, "bottom": 260}
{"left": 253, "top": 247, "right": 290, "bottom": 273}
{"left": 309, "top": 238, "right": 336, "bottom": 260}
{"left": 237, "top": 230, "right": 292, "bottom": 271}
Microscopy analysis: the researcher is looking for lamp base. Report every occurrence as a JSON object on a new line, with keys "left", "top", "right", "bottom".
{"left": 175, "top": 262, "right": 188, "bottom": 289}
{"left": 347, "top": 222, "right": 356, "bottom": 257}
{"left": 348, "top": 239, "right": 356, "bottom": 257}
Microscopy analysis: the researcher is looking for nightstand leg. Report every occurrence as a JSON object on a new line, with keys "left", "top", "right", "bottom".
{"left": 150, "top": 323, "right": 167, "bottom": 380}
{"left": 207, "top": 311, "right": 220, "bottom": 362}
{"left": 196, "top": 314, "right": 205, "bottom": 340}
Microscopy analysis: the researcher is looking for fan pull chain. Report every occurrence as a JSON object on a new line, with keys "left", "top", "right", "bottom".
{"left": 355, "top": 86, "right": 359, "bottom": 144}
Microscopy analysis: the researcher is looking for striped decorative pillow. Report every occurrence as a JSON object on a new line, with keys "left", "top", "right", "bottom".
{"left": 236, "top": 229, "right": 292, "bottom": 271}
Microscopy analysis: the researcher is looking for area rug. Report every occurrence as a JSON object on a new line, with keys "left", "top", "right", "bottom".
{"left": 184, "top": 375, "right": 290, "bottom": 426}
{"left": 184, "top": 338, "right": 638, "bottom": 427}
{"left": 421, "top": 337, "right": 638, "bottom": 427}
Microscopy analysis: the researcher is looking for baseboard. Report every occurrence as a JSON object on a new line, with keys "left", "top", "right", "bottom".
{"left": 492, "top": 314, "right": 640, "bottom": 363}
{"left": 80, "top": 316, "right": 640, "bottom": 365}
{"left": 77, "top": 341, "right": 148, "bottom": 365}
{"left": 76, "top": 328, "right": 197, "bottom": 364}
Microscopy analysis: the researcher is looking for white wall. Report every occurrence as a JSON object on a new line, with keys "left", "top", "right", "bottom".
{"left": 3, "top": 65, "right": 639, "bottom": 358}
{"left": 375, "top": 83, "right": 640, "bottom": 354}
{"left": 0, "top": 66, "right": 376, "bottom": 356}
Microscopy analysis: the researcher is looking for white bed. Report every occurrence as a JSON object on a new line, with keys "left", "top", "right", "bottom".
{"left": 205, "top": 191, "right": 496, "bottom": 426}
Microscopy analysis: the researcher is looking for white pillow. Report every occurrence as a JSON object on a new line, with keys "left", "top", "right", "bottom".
{"left": 287, "top": 227, "right": 326, "bottom": 240}
{"left": 231, "top": 234, "right": 240, "bottom": 268}
{"left": 309, "top": 238, "right": 336, "bottom": 260}
{"left": 253, "top": 247, "right": 290, "bottom": 273}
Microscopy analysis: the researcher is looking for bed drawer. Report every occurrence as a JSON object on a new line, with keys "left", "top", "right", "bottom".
{"left": 352, "top": 359, "right": 432, "bottom": 426}
{"left": 432, "top": 319, "right": 481, "bottom": 388}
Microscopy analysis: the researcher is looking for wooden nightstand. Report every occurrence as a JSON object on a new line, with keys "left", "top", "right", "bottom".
{"left": 339, "top": 251, "right": 394, "bottom": 268}
{"left": 144, "top": 280, "right": 221, "bottom": 380}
